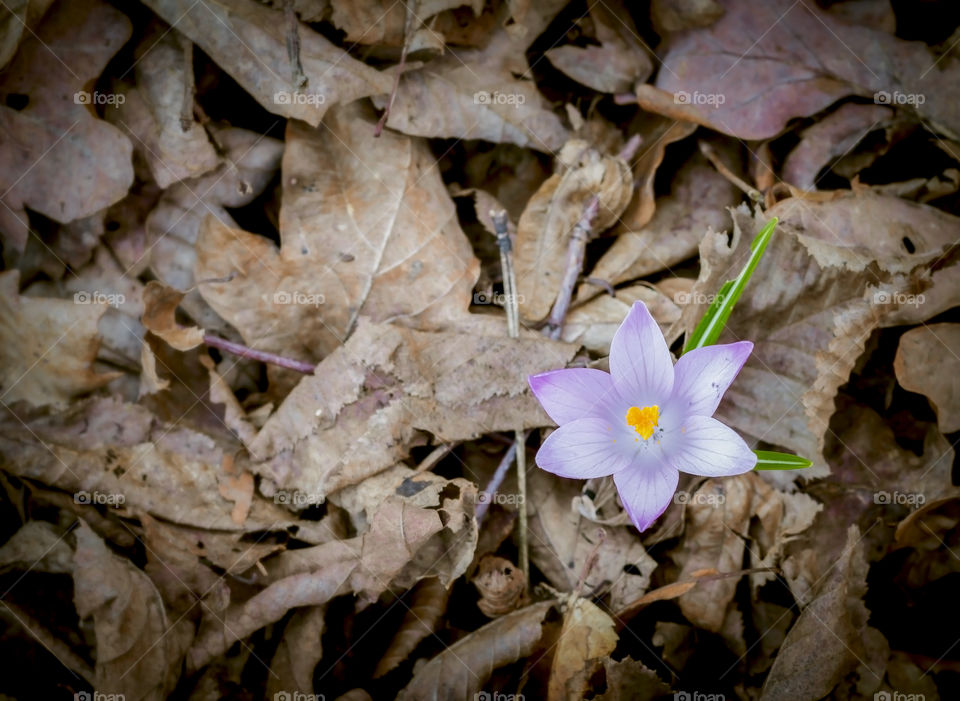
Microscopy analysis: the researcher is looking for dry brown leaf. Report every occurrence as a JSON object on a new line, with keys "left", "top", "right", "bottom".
{"left": 652, "top": 0, "right": 960, "bottom": 140}
{"left": 545, "top": 2, "right": 652, "bottom": 94}
{"left": 0, "top": 0, "right": 54, "bottom": 70}
{"left": 0, "top": 0, "right": 133, "bottom": 255}
{"left": 761, "top": 526, "right": 885, "bottom": 701}
{"left": 73, "top": 520, "right": 188, "bottom": 700}
{"left": 188, "top": 491, "right": 477, "bottom": 670}
{"left": 374, "top": 576, "right": 451, "bottom": 678}
{"left": 140, "top": 0, "right": 393, "bottom": 127}
{"left": 329, "top": 0, "right": 482, "bottom": 45}
{"left": 894, "top": 323, "right": 960, "bottom": 432}
{"left": 396, "top": 600, "right": 553, "bottom": 701}
{"left": 580, "top": 149, "right": 741, "bottom": 301}
{"left": 0, "top": 520, "right": 73, "bottom": 574}
{"left": 548, "top": 595, "right": 618, "bottom": 701}
{"left": 0, "top": 270, "right": 119, "bottom": 406}
{"left": 249, "top": 319, "right": 577, "bottom": 499}
{"left": 594, "top": 655, "right": 671, "bottom": 701}
{"left": 267, "top": 605, "right": 326, "bottom": 697}
{"left": 514, "top": 140, "right": 633, "bottom": 323}
{"left": 783, "top": 103, "right": 899, "bottom": 191}
{"left": 471, "top": 554, "right": 526, "bottom": 617}
{"left": 679, "top": 197, "right": 959, "bottom": 479}
{"left": 527, "top": 469, "right": 657, "bottom": 611}
{"left": 141, "top": 280, "right": 204, "bottom": 351}
{"left": 196, "top": 102, "right": 480, "bottom": 364}
{"left": 106, "top": 26, "right": 218, "bottom": 188}
{"left": 376, "top": 1, "right": 569, "bottom": 151}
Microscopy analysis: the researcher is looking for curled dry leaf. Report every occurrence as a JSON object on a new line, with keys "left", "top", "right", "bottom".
{"left": 548, "top": 595, "right": 618, "bottom": 701}
{"left": 374, "top": 576, "right": 451, "bottom": 678}
{"left": 328, "top": 0, "right": 483, "bottom": 46}
{"left": 141, "top": 280, "right": 204, "bottom": 351}
{"left": 0, "top": 0, "right": 54, "bottom": 70}
{"left": 73, "top": 520, "right": 189, "bottom": 700}
{"left": 188, "top": 491, "right": 477, "bottom": 671}
{"left": 472, "top": 554, "right": 526, "bottom": 617}
{"left": 594, "top": 656, "right": 671, "bottom": 701}
{"left": 545, "top": 3, "right": 652, "bottom": 94}
{"left": 267, "top": 605, "right": 326, "bottom": 697}
{"left": 0, "top": 520, "right": 73, "bottom": 574}
{"left": 514, "top": 139, "right": 633, "bottom": 323}
{"left": 140, "top": 0, "right": 392, "bottom": 126}
{"left": 651, "top": 0, "right": 960, "bottom": 140}
{"left": 196, "top": 103, "right": 480, "bottom": 364}
{"left": 106, "top": 26, "right": 219, "bottom": 188}
{"left": 0, "top": 0, "right": 133, "bottom": 255}
{"left": 376, "top": 1, "right": 569, "bottom": 152}
{"left": 0, "top": 270, "right": 119, "bottom": 407}
{"left": 396, "top": 600, "right": 554, "bottom": 701}
{"left": 894, "top": 323, "right": 960, "bottom": 432}
{"left": 579, "top": 149, "right": 740, "bottom": 302}
{"left": 680, "top": 196, "right": 959, "bottom": 479}
{"left": 249, "top": 319, "right": 576, "bottom": 499}
{"left": 527, "top": 469, "right": 657, "bottom": 611}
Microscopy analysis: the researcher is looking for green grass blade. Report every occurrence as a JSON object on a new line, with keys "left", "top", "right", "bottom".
{"left": 753, "top": 450, "right": 813, "bottom": 470}
{"left": 683, "top": 217, "right": 778, "bottom": 353}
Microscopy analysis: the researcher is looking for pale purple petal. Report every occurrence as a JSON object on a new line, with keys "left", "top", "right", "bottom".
{"left": 671, "top": 341, "right": 753, "bottom": 417}
{"left": 667, "top": 415, "right": 757, "bottom": 476}
{"left": 613, "top": 459, "right": 679, "bottom": 532}
{"left": 535, "top": 417, "right": 635, "bottom": 479}
{"left": 609, "top": 301, "right": 674, "bottom": 406}
{"left": 528, "top": 368, "right": 618, "bottom": 425}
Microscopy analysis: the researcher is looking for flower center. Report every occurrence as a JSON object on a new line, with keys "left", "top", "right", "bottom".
{"left": 626, "top": 405, "right": 659, "bottom": 440}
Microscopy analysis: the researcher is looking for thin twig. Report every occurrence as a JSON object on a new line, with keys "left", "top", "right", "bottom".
{"left": 178, "top": 36, "right": 195, "bottom": 132}
{"left": 375, "top": 2, "right": 414, "bottom": 137}
{"left": 283, "top": 0, "right": 307, "bottom": 89}
{"left": 491, "top": 210, "right": 519, "bottom": 337}
{"left": 475, "top": 440, "right": 518, "bottom": 524}
{"left": 203, "top": 334, "right": 315, "bottom": 374}
{"left": 699, "top": 140, "right": 763, "bottom": 203}
{"left": 414, "top": 442, "right": 458, "bottom": 473}
{"left": 545, "top": 195, "right": 599, "bottom": 340}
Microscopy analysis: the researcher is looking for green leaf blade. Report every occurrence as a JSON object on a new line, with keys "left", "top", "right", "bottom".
{"left": 753, "top": 450, "right": 813, "bottom": 470}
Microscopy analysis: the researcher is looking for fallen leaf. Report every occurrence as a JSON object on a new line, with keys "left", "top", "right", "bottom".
{"left": 396, "top": 600, "right": 553, "bottom": 701}
{"left": 140, "top": 0, "right": 393, "bottom": 126}
{"left": 374, "top": 576, "right": 451, "bottom": 678}
{"left": 0, "top": 520, "right": 73, "bottom": 574}
{"left": 267, "top": 605, "right": 326, "bottom": 697}
{"left": 196, "top": 103, "right": 480, "bottom": 364}
{"left": 894, "top": 323, "right": 960, "bottom": 432}
{"left": 472, "top": 554, "right": 526, "bottom": 617}
{"left": 0, "top": 0, "right": 133, "bottom": 255}
{"left": 141, "top": 280, "right": 204, "bottom": 351}
{"left": 548, "top": 595, "right": 618, "bottom": 701}
{"left": 0, "top": 270, "right": 119, "bottom": 406}
{"left": 594, "top": 655, "right": 671, "bottom": 701}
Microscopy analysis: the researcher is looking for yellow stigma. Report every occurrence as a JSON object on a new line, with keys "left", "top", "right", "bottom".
{"left": 626, "top": 405, "right": 659, "bottom": 440}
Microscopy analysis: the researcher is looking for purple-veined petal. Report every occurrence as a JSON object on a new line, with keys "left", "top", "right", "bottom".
{"left": 667, "top": 415, "right": 757, "bottom": 476}
{"left": 671, "top": 341, "right": 753, "bottom": 417}
{"left": 528, "top": 368, "right": 618, "bottom": 425}
{"left": 535, "top": 417, "right": 635, "bottom": 479}
{"left": 609, "top": 301, "right": 674, "bottom": 407}
{"left": 613, "top": 459, "right": 679, "bottom": 532}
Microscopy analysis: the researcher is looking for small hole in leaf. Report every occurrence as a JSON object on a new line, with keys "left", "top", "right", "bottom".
{"left": 623, "top": 564, "right": 643, "bottom": 575}
{"left": 902, "top": 236, "right": 916, "bottom": 253}
{"left": 5, "top": 94, "right": 28, "bottom": 110}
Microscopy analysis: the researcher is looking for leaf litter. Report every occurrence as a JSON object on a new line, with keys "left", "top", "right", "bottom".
{"left": 0, "top": 0, "right": 958, "bottom": 699}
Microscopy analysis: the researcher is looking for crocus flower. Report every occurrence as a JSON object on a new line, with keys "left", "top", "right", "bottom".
{"left": 529, "top": 301, "right": 756, "bottom": 532}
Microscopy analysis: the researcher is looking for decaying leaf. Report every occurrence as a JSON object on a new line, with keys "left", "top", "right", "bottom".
{"left": 472, "top": 554, "right": 526, "bottom": 617}
{"left": 267, "top": 605, "right": 327, "bottom": 697}
{"left": 140, "top": 0, "right": 393, "bottom": 126}
{"left": 894, "top": 323, "right": 960, "bottom": 432}
{"left": 548, "top": 594, "right": 618, "bottom": 701}
{"left": 374, "top": 576, "right": 450, "bottom": 678}
{"left": 0, "top": 520, "right": 73, "bottom": 574}
{"left": 0, "top": 0, "right": 133, "bottom": 254}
